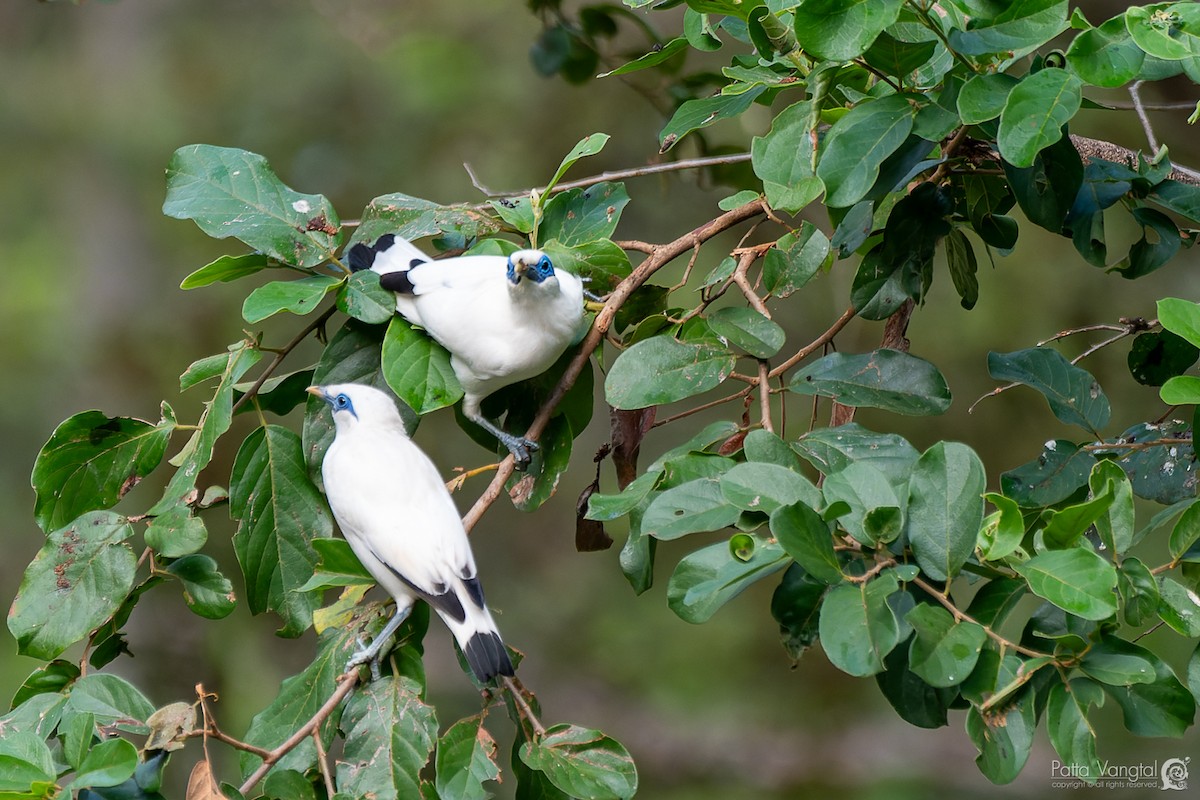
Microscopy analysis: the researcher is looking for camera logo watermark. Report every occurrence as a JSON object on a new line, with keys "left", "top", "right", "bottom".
{"left": 1049, "top": 756, "right": 1189, "bottom": 790}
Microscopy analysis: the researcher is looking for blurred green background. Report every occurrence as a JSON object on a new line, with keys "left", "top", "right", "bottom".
{"left": 3, "top": 1, "right": 1200, "bottom": 796}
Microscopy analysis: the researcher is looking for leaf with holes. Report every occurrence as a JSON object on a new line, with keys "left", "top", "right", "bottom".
{"left": 519, "top": 724, "right": 638, "bottom": 800}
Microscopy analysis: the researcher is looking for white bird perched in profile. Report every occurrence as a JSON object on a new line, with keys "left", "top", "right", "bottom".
{"left": 347, "top": 234, "right": 588, "bottom": 469}
{"left": 307, "top": 382, "right": 515, "bottom": 684}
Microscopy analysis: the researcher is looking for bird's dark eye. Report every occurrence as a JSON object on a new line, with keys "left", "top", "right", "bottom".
{"left": 335, "top": 394, "right": 350, "bottom": 408}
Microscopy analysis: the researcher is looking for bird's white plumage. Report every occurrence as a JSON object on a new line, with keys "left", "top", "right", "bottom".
{"left": 360, "top": 237, "right": 587, "bottom": 425}
{"left": 313, "top": 382, "right": 511, "bottom": 681}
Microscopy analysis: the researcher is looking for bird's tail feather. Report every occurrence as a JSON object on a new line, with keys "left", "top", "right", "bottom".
{"left": 347, "top": 233, "right": 430, "bottom": 278}
{"left": 442, "top": 608, "right": 515, "bottom": 683}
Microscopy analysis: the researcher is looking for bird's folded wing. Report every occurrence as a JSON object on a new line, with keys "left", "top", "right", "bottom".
{"left": 404, "top": 257, "right": 507, "bottom": 296}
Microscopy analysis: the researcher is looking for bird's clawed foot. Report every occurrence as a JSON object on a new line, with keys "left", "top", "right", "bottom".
{"left": 345, "top": 605, "right": 412, "bottom": 681}
{"left": 500, "top": 434, "right": 539, "bottom": 471}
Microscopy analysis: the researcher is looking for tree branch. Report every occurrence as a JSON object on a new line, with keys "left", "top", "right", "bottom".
{"left": 231, "top": 305, "right": 336, "bottom": 415}
{"left": 238, "top": 671, "right": 360, "bottom": 795}
{"left": 468, "top": 153, "right": 754, "bottom": 199}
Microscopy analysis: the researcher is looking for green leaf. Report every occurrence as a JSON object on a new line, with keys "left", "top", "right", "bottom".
{"left": 789, "top": 349, "right": 951, "bottom": 415}
{"left": 11, "top": 659, "right": 80, "bottom": 708}
{"left": 32, "top": 410, "right": 174, "bottom": 533}
{"left": 350, "top": 192, "right": 499, "bottom": 247}
{"left": 66, "top": 737, "right": 138, "bottom": 791}
{"left": 967, "top": 695, "right": 1036, "bottom": 785}
{"left": 599, "top": 37, "right": 688, "bottom": 77}
{"left": 719, "top": 462, "right": 819, "bottom": 514}
{"left": 876, "top": 635, "right": 956, "bottom": 729}
{"left": 770, "top": 501, "right": 843, "bottom": 584}
{"left": 381, "top": 315, "right": 464, "bottom": 415}
{"left": 1158, "top": 576, "right": 1200, "bottom": 636}
{"left": 944, "top": 228, "right": 979, "bottom": 310}
{"left": 998, "top": 68, "right": 1082, "bottom": 168}
{"left": 544, "top": 133, "right": 610, "bottom": 194}
{"left": 166, "top": 554, "right": 237, "bottom": 620}
{"left": 818, "top": 573, "right": 901, "bottom": 677}
{"left": 949, "top": 0, "right": 1069, "bottom": 56}
{"left": 1000, "top": 440, "right": 1092, "bottom": 507}
{"left": 793, "top": 423, "right": 918, "bottom": 484}
{"left": 1158, "top": 297, "right": 1200, "bottom": 349}
{"left": 1109, "top": 420, "right": 1196, "bottom": 505}
{"left": 242, "top": 275, "right": 341, "bottom": 324}
{"left": 540, "top": 239, "right": 631, "bottom": 292}
{"left": 1004, "top": 134, "right": 1082, "bottom": 233}
{"left": 1104, "top": 646, "right": 1196, "bottom": 737}
{"left": 1079, "top": 636, "right": 1157, "bottom": 686}
{"left": 743, "top": 429, "right": 805, "bottom": 471}
{"left": 64, "top": 673, "right": 155, "bottom": 732}
{"left": 642, "top": 478, "right": 740, "bottom": 540}
{"left": 605, "top": 335, "right": 737, "bottom": 409}
{"left": 751, "top": 100, "right": 823, "bottom": 213}
{"left": 667, "top": 540, "right": 788, "bottom": 623}
{"left": 0, "top": 694, "right": 67, "bottom": 741}
{"left": 163, "top": 144, "right": 341, "bottom": 268}
{"left": 337, "top": 269, "right": 395, "bottom": 325}
{"left": 956, "top": 73, "right": 1019, "bottom": 124}
{"left": 8, "top": 512, "right": 137, "bottom": 660}
{"left": 1118, "top": 557, "right": 1160, "bottom": 627}
{"left": 906, "top": 442, "right": 986, "bottom": 582}
{"left": 336, "top": 676, "right": 438, "bottom": 800}
{"left": 586, "top": 471, "right": 658, "bottom": 522}
{"left": 817, "top": 95, "right": 916, "bottom": 208}
{"left": 659, "top": 87, "right": 766, "bottom": 152}
{"left": 762, "top": 222, "right": 829, "bottom": 297}
{"left": 978, "top": 492, "right": 1026, "bottom": 561}
{"left": 1066, "top": 15, "right": 1145, "bottom": 87}
{"left": 791, "top": 0, "right": 903, "bottom": 61}
{"left": 519, "top": 724, "right": 638, "bottom": 800}
{"left": 1013, "top": 548, "right": 1117, "bottom": 621}
{"left": 987, "top": 348, "right": 1109, "bottom": 433}
{"left": 154, "top": 341, "right": 262, "bottom": 511}
{"left": 179, "top": 252, "right": 270, "bottom": 290}
{"left": 771, "top": 563, "right": 827, "bottom": 662}
{"left": 230, "top": 425, "right": 332, "bottom": 637}
{"left": 1089, "top": 459, "right": 1134, "bottom": 556}
{"left": 435, "top": 714, "right": 500, "bottom": 800}
{"left": 821, "top": 462, "right": 904, "bottom": 546}
{"left": 506, "top": 414, "right": 573, "bottom": 512}
{"left": 145, "top": 504, "right": 208, "bottom": 558}
{"left": 1047, "top": 681, "right": 1101, "bottom": 784}
{"left": 707, "top": 307, "right": 785, "bottom": 358}
{"left": 863, "top": 30, "right": 938, "bottom": 77}
{"left": 1169, "top": 499, "right": 1200, "bottom": 559}
{"left": 540, "top": 182, "right": 630, "bottom": 247}
{"left": 905, "top": 604, "right": 987, "bottom": 688}
{"left": 241, "top": 627, "right": 359, "bottom": 779}
{"left": 1041, "top": 484, "right": 1114, "bottom": 548}
{"left": 1126, "top": 3, "right": 1200, "bottom": 60}
{"left": 0, "top": 732, "right": 56, "bottom": 793}
{"left": 298, "top": 537, "right": 374, "bottom": 592}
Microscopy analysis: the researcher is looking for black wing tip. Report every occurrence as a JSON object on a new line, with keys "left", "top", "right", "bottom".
{"left": 464, "top": 631, "right": 515, "bottom": 683}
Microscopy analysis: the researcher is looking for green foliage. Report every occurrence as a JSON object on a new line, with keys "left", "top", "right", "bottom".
{"left": 17, "top": 0, "right": 1200, "bottom": 794}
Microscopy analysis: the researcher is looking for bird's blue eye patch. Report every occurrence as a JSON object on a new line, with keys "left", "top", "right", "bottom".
{"left": 333, "top": 393, "right": 357, "bottom": 418}
{"left": 534, "top": 255, "right": 555, "bottom": 280}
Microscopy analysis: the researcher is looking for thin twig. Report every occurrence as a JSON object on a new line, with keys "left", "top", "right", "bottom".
{"left": 757, "top": 361, "right": 774, "bottom": 434}
{"left": 500, "top": 675, "right": 547, "bottom": 738}
{"left": 313, "top": 729, "right": 336, "bottom": 796}
{"left": 768, "top": 306, "right": 856, "bottom": 378}
{"left": 239, "top": 671, "right": 360, "bottom": 795}
{"left": 462, "top": 198, "right": 768, "bottom": 532}
{"left": 231, "top": 305, "right": 336, "bottom": 415}
{"left": 650, "top": 387, "right": 755, "bottom": 429}
{"left": 1130, "top": 81, "right": 1160, "bottom": 152}
{"left": 911, "top": 576, "right": 1052, "bottom": 659}
{"left": 469, "top": 153, "right": 753, "bottom": 200}
{"left": 731, "top": 250, "right": 772, "bottom": 319}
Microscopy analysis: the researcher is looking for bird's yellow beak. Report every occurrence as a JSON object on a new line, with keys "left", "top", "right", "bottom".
{"left": 513, "top": 259, "right": 529, "bottom": 275}
{"left": 306, "top": 386, "right": 325, "bottom": 399}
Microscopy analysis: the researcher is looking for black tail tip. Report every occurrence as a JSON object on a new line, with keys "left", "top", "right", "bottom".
{"left": 464, "top": 631, "right": 515, "bottom": 683}
{"left": 346, "top": 233, "right": 396, "bottom": 273}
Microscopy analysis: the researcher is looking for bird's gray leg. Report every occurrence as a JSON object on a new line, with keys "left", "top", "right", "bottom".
{"left": 462, "top": 397, "right": 538, "bottom": 470}
{"left": 347, "top": 605, "right": 413, "bottom": 681}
